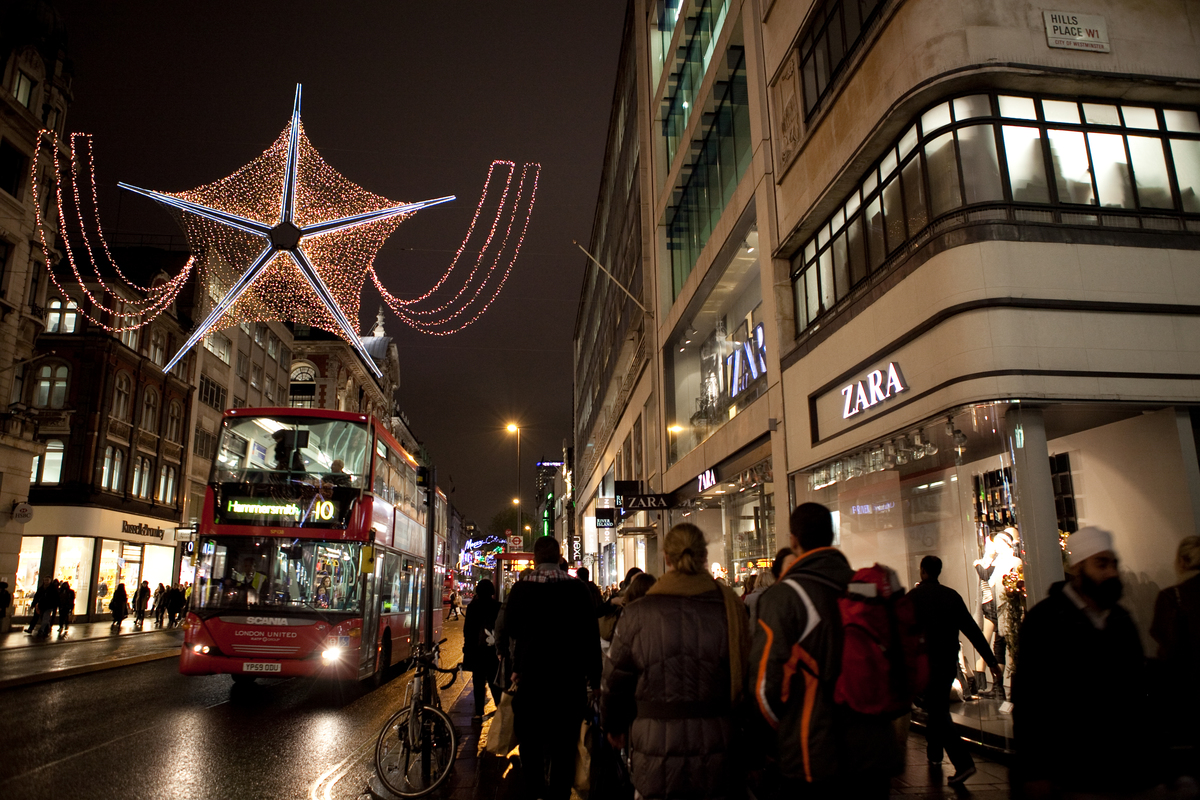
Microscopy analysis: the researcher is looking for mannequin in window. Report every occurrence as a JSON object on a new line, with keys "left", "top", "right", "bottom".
{"left": 972, "top": 534, "right": 999, "bottom": 692}
{"left": 982, "top": 528, "right": 1022, "bottom": 699}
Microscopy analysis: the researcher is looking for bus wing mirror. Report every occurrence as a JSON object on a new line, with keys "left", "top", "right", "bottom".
{"left": 360, "top": 545, "right": 375, "bottom": 574}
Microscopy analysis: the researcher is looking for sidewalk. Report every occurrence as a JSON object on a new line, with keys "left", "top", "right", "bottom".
{"left": 367, "top": 681, "right": 1011, "bottom": 800}
{"left": 0, "top": 618, "right": 183, "bottom": 689}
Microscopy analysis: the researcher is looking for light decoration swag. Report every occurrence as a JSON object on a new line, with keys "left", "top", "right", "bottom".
{"left": 33, "top": 84, "right": 540, "bottom": 378}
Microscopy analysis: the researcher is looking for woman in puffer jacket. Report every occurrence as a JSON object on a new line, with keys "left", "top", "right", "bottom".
{"left": 600, "top": 523, "right": 750, "bottom": 799}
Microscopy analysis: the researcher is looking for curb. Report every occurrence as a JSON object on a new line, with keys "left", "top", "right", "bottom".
{"left": 0, "top": 648, "right": 180, "bottom": 690}
{"left": 0, "top": 627, "right": 183, "bottom": 651}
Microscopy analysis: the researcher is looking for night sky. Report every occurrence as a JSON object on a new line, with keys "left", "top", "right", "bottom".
{"left": 53, "top": 1, "right": 627, "bottom": 525}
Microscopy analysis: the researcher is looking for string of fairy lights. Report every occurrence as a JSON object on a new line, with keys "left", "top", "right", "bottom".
{"left": 31, "top": 85, "right": 540, "bottom": 363}
{"left": 371, "top": 159, "right": 541, "bottom": 335}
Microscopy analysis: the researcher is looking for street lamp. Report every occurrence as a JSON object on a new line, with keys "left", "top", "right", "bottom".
{"left": 507, "top": 423, "right": 521, "bottom": 549}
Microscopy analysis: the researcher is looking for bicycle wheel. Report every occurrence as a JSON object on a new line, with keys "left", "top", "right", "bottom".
{"left": 375, "top": 704, "right": 457, "bottom": 797}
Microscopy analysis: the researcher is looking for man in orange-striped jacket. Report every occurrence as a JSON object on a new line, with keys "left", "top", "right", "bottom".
{"left": 748, "top": 503, "right": 896, "bottom": 799}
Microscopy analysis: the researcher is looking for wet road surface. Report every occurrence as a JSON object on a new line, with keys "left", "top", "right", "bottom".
{"left": 0, "top": 619, "right": 466, "bottom": 800}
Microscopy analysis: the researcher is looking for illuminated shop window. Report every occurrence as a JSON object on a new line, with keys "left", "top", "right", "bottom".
{"left": 791, "top": 94, "right": 1200, "bottom": 334}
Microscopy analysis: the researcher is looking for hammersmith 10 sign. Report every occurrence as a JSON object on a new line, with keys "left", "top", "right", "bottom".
{"left": 841, "top": 362, "right": 907, "bottom": 420}
{"left": 225, "top": 498, "right": 339, "bottom": 522}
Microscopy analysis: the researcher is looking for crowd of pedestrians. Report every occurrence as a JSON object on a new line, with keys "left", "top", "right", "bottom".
{"left": 451, "top": 506, "right": 1200, "bottom": 800}
{"left": 12, "top": 578, "right": 191, "bottom": 637}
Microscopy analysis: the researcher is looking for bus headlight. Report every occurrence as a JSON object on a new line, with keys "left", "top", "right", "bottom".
{"left": 321, "top": 647, "right": 342, "bottom": 661}
{"left": 192, "top": 644, "right": 210, "bottom": 654}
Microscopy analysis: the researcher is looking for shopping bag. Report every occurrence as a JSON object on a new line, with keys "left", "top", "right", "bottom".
{"left": 574, "top": 718, "right": 592, "bottom": 796}
{"left": 485, "top": 691, "right": 518, "bottom": 755}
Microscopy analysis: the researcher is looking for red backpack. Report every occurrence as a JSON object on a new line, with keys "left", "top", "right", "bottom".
{"left": 833, "top": 564, "right": 928, "bottom": 718}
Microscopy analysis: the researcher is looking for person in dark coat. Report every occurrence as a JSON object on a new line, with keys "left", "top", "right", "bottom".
{"left": 909, "top": 555, "right": 1002, "bottom": 784}
{"left": 56, "top": 581, "right": 76, "bottom": 635}
{"left": 461, "top": 579, "right": 501, "bottom": 718}
{"left": 152, "top": 582, "right": 166, "bottom": 625}
{"left": 1014, "top": 526, "right": 1154, "bottom": 797}
{"left": 165, "top": 584, "right": 187, "bottom": 626}
{"left": 750, "top": 502, "right": 900, "bottom": 799}
{"left": 576, "top": 566, "right": 605, "bottom": 612}
{"left": 110, "top": 583, "right": 129, "bottom": 628}
{"left": 502, "top": 536, "right": 601, "bottom": 800}
{"left": 1150, "top": 535, "right": 1200, "bottom": 772}
{"left": 133, "top": 580, "right": 151, "bottom": 625}
{"left": 35, "top": 579, "right": 60, "bottom": 637}
{"left": 602, "top": 524, "right": 748, "bottom": 800}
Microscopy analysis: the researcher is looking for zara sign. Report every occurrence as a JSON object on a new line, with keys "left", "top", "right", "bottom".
{"left": 840, "top": 362, "right": 908, "bottom": 420}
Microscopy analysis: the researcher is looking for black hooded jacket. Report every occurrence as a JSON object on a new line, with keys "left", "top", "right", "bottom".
{"left": 1013, "top": 580, "right": 1150, "bottom": 792}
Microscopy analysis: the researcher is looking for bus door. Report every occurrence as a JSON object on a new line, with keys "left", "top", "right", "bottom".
{"left": 408, "top": 557, "right": 426, "bottom": 642}
{"left": 359, "top": 549, "right": 383, "bottom": 677}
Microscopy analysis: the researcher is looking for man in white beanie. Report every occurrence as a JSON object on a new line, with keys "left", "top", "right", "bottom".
{"left": 1012, "top": 527, "right": 1154, "bottom": 798}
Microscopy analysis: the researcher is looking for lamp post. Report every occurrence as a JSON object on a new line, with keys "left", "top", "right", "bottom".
{"left": 507, "top": 423, "right": 521, "bottom": 550}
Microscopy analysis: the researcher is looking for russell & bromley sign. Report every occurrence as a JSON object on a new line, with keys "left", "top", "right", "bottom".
{"left": 122, "top": 520, "right": 167, "bottom": 540}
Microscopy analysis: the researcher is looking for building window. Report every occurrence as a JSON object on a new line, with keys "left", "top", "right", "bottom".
{"left": 264, "top": 374, "right": 275, "bottom": 402}
{"left": 28, "top": 262, "right": 42, "bottom": 308}
{"left": 267, "top": 333, "right": 278, "bottom": 359}
{"left": 235, "top": 350, "right": 248, "bottom": 379}
{"left": 46, "top": 299, "right": 79, "bottom": 333}
{"left": 663, "top": 49, "right": 752, "bottom": 298}
{"left": 240, "top": 320, "right": 251, "bottom": 336}
{"left": 33, "top": 439, "right": 65, "bottom": 484}
{"left": 203, "top": 331, "right": 232, "bottom": 364}
{"left": 791, "top": 95, "right": 1200, "bottom": 334}
{"left": 198, "top": 374, "right": 227, "bottom": 411}
{"left": 660, "top": 0, "right": 734, "bottom": 167}
{"left": 103, "top": 447, "right": 125, "bottom": 491}
{"left": 232, "top": 396, "right": 245, "bottom": 408}
{"left": 141, "top": 388, "right": 159, "bottom": 431}
{"left": 157, "top": 465, "right": 177, "bottom": 504}
{"left": 799, "top": 0, "right": 885, "bottom": 119}
{"left": 250, "top": 364, "right": 262, "bottom": 390}
{"left": 149, "top": 330, "right": 167, "bottom": 366}
{"left": 290, "top": 364, "right": 316, "bottom": 408}
{"left": 280, "top": 347, "right": 291, "bottom": 370}
{"left": 0, "top": 240, "right": 10, "bottom": 298}
{"left": 0, "top": 140, "right": 27, "bottom": 199}
{"left": 10, "top": 70, "right": 34, "bottom": 109}
{"left": 254, "top": 323, "right": 265, "bottom": 346}
{"left": 33, "top": 363, "right": 68, "bottom": 409}
{"left": 119, "top": 325, "right": 139, "bottom": 351}
{"left": 170, "top": 352, "right": 189, "bottom": 381}
{"left": 193, "top": 425, "right": 217, "bottom": 460}
{"left": 113, "top": 373, "right": 131, "bottom": 420}
{"left": 165, "top": 400, "right": 183, "bottom": 443}
{"left": 131, "top": 456, "right": 153, "bottom": 499}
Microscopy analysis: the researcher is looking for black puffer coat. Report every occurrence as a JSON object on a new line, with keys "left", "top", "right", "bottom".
{"left": 601, "top": 589, "right": 738, "bottom": 800}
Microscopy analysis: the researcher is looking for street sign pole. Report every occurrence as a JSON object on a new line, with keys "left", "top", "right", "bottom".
{"left": 423, "top": 465, "right": 437, "bottom": 651}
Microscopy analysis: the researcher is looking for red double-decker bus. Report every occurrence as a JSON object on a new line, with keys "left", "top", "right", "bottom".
{"left": 180, "top": 407, "right": 446, "bottom": 683}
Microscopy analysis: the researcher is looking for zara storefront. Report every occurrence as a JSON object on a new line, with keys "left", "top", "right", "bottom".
{"left": 14, "top": 506, "right": 183, "bottom": 622}
{"left": 777, "top": 95, "right": 1200, "bottom": 753}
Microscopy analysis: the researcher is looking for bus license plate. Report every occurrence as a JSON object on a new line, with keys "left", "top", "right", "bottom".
{"left": 243, "top": 662, "right": 282, "bottom": 673}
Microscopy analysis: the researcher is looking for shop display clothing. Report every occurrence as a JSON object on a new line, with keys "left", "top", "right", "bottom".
{"left": 1013, "top": 580, "right": 1152, "bottom": 794}
{"left": 601, "top": 570, "right": 749, "bottom": 800}
{"left": 909, "top": 578, "right": 1000, "bottom": 772}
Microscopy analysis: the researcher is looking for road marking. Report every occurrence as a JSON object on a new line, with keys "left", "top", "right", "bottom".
{"left": 310, "top": 733, "right": 376, "bottom": 800}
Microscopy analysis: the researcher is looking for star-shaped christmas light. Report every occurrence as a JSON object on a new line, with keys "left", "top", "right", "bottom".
{"left": 118, "top": 84, "right": 453, "bottom": 378}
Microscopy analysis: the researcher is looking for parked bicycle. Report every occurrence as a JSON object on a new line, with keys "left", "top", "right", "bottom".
{"left": 375, "top": 638, "right": 462, "bottom": 797}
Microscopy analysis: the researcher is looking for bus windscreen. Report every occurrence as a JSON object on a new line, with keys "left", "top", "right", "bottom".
{"left": 213, "top": 415, "right": 370, "bottom": 488}
{"left": 194, "top": 536, "right": 362, "bottom": 613}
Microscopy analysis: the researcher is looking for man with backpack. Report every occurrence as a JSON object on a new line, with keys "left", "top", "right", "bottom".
{"left": 750, "top": 502, "right": 906, "bottom": 799}
{"left": 909, "top": 555, "right": 1002, "bottom": 785}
